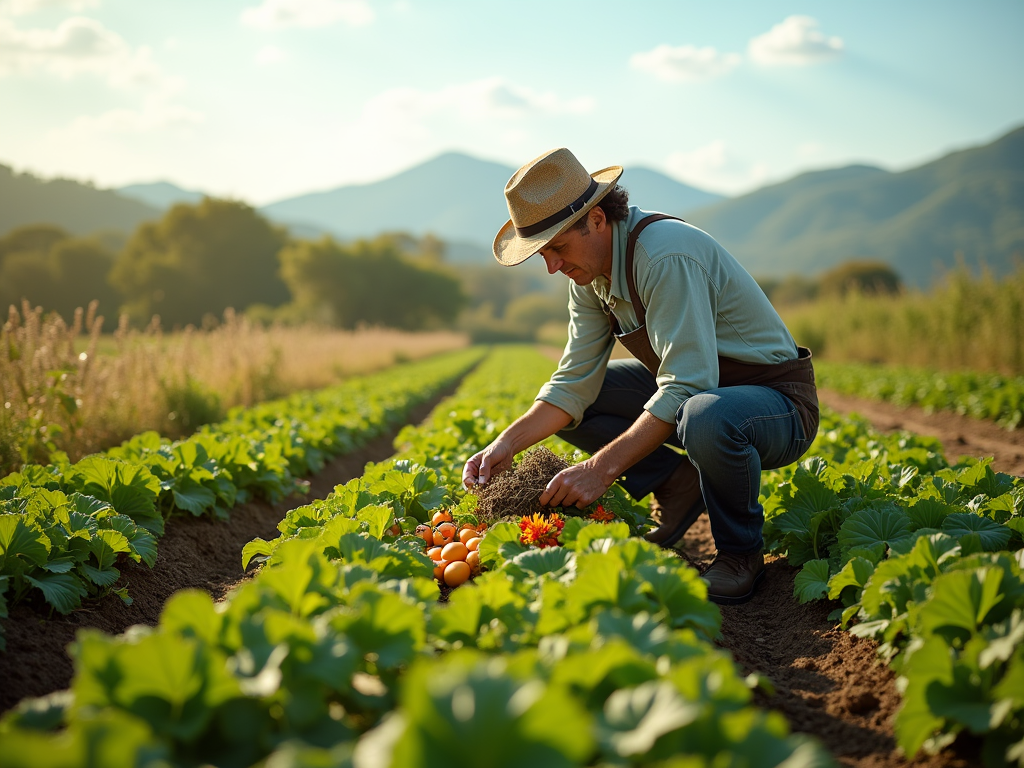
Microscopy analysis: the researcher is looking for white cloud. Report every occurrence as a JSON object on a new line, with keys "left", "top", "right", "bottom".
{"left": 59, "top": 98, "right": 204, "bottom": 134}
{"left": 358, "top": 78, "right": 594, "bottom": 130}
{"left": 0, "top": 0, "right": 99, "bottom": 14}
{"left": 667, "top": 140, "right": 770, "bottom": 194}
{"left": 749, "top": 16, "right": 843, "bottom": 66}
{"left": 0, "top": 15, "right": 177, "bottom": 90}
{"left": 630, "top": 44, "right": 741, "bottom": 82}
{"left": 256, "top": 44, "right": 287, "bottom": 64}
{"left": 241, "top": 0, "right": 373, "bottom": 29}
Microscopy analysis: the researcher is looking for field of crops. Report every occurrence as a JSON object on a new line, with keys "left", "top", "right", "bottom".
{"left": 1, "top": 346, "right": 1022, "bottom": 767}
{"left": 815, "top": 361, "right": 1024, "bottom": 431}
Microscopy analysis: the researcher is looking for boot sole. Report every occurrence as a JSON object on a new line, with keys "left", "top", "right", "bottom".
{"left": 706, "top": 568, "right": 765, "bottom": 606}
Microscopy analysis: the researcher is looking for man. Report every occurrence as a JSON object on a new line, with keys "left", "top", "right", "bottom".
{"left": 462, "top": 148, "right": 818, "bottom": 605}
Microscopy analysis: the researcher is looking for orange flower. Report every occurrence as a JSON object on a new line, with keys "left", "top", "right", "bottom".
{"left": 519, "top": 512, "right": 565, "bottom": 548}
{"left": 589, "top": 504, "right": 616, "bottom": 522}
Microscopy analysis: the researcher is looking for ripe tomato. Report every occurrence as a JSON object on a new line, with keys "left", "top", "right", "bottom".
{"left": 443, "top": 560, "right": 471, "bottom": 587}
{"left": 441, "top": 541, "right": 468, "bottom": 562}
{"left": 466, "top": 536, "right": 481, "bottom": 552}
{"left": 433, "top": 559, "right": 450, "bottom": 581}
{"left": 466, "top": 550, "right": 480, "bottom": 574}
{"left": 427, "top": 546, "right": 443, "bottom": 562}
{"left": 458, "top": 528, "right": 477, "bottom": 545}
{"left": 415, "top": 524, "right": 433, "bottom": 546}
{"left": 432, "top": 510, "right": 453, "bottom": 526}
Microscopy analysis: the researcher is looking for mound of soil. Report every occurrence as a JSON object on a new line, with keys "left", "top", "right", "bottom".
{"left": 0, "top": 384, "right": 463, "bottom": 714}
{"left": 470, "top": 446, "right": 569, "bottom": 522}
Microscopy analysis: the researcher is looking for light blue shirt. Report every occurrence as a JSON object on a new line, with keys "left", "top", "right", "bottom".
{"left": 537, "top": 206, "right": 799, "bottom": 427}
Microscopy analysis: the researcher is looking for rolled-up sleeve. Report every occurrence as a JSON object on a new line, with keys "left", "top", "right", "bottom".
{"left": 640, "top": 250, "right": 720, "bottom": 423}
{"left": 535, "top": 282, "right": 614, "bottom": 428}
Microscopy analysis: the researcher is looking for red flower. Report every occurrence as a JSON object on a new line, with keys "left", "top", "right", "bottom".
{"left": 589, "top": 504, "right": 616, "bottom": 522}
{"left": 519, "top": 512, "right": 565, "bottom": 548}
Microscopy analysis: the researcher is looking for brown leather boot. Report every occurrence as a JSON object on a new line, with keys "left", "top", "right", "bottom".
{"left": 701, "top": 549, "right": 765, "bottom": 605}
{"left": 643, "top": 460, "right": 706, "bottom": 548}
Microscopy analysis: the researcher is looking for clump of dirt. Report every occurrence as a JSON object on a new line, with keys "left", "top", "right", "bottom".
{"left": 470, "top": 447, "right": 569, "bottom": 522}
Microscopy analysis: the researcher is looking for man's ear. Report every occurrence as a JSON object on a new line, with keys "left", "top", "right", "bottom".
{"left": 590, "top": 205, "right": 608, "bottom": 232}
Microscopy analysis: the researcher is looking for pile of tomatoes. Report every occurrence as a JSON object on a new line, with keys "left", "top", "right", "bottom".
{"left": 414, "top": 510, "right": 486, "bottom": 587}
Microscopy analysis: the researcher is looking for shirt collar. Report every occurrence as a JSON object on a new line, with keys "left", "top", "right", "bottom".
{"left": 590, "top": 217, "right": 630, "bottom": 308}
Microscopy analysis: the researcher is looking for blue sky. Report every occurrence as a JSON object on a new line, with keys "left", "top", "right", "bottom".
{"left": 1, "top": 0, "right": 1021, "bottom": 204}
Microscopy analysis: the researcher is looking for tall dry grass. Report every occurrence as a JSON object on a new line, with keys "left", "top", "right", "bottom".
{"left": 781, "top": 266, "right": 1024, "bottom": 376}
{"left": 0, "top": 301, "right": 467, "bottom": 474}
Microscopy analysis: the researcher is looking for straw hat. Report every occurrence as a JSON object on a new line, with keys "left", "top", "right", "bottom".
{"left": 493, "top": 148, "right": 623, "bottom": 266}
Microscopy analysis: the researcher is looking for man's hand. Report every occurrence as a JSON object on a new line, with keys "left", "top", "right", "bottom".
{"left": 462, "top": 439, "right": 514, "bottom": 488}
{"left": 539, "top": 458, "right": 614, "bottom": 509}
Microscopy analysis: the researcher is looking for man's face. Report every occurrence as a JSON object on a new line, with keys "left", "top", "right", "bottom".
{"left": 538, "top": 211, "right": 612, "bottom": 286}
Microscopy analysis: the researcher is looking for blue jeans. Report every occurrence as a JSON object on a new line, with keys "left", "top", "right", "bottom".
{"left": 556, "top": 358, "right": 813, "bottom": 554}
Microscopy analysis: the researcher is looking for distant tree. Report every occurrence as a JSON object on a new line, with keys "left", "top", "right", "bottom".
{"left": 110, "top": 199, "right": 289, "bottom": 327}
{"left": 0, "top": 227, "right": 119, "bottom": 320}
{"left": 818, "top": 260, "right": 903, "bottom": 298}
{"left": 503, "top": 292, "right": 569, "bottom": 338}
{"left": 279, "top": 236, "right": 465, "bottom": 329}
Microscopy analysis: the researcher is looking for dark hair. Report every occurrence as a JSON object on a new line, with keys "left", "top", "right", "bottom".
{"left": 571, "top": 185, "right": 629, "bottom": 233}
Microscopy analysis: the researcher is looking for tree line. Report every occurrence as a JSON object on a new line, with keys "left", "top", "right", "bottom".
{"left": 0, "top": 199, "right": 467, "bottom": 330}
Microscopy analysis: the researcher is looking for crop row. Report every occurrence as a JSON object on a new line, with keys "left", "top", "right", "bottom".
{"left": 0, "top": 348, "right": 485, "bottom": 648}
{"left": 0, "top": 347, "right": 830, "bottom": 768}
{"left": 761, "top": 410, "right": 1024, "bottom": 762}
{"left": 815, "top": 360, "right": 1024, "bottom": 430}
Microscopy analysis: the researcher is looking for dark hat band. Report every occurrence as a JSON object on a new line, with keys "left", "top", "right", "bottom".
{"left": 513, "top": 177, "right": 599, "bottom": 238}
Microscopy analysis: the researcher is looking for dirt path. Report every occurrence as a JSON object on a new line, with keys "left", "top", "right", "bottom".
{"left": 818, "top": 389, "right": 1024, "bottom": 476}
{"left": 678, "top": 517, "right": 972, "bottom": 768}
{"left": 0, "top": 384, "right": 461, "bottom": 714}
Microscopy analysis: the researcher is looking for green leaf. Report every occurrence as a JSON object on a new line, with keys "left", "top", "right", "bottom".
{"left": 104, "top": 515, "right": 157, "bottom": 567}
{"left": 478, "top": 522, "right": 522, "bottom": 567}
{"left": 242, "top": 538, "right": 273, "bottom": 570}
{"left": 794, "top": 559, "right": 831, "bottom": 603}
{"left": 838, "top": 506, "right": 913, "bottom": 555}
{"left": 171, "top": 480, "right": 217, "bottom": 516}
{"left": 70, "top": 457, "right": 163, "bottom": 536}
{"left": 26, "top": 572, "right": 87, "bottom": 614}
{"left": 907, "top": 499, "right": 955, "bottom": 530}
{"left": 918, "top": 567, "right": 1006, "bottom": 638}
{"left": 504, "top": 547, "right": 575, "bottom": 579}
{"left": 597, "top": 680, "right": 699, "bottom": 759}
{"left": 356, "top": 504, "right": 394, "bottom": 540}
{"left": 574, "top": 521, "right": 630, "bottom": 552}
{"left": 828, "top": 557, "right": 876, "bottom": 602}
{"left": 941, "top": 513, "right": 1011, "bottom": 551}
{"left": 0, "top": 514, "right": 51, "bottom": 569}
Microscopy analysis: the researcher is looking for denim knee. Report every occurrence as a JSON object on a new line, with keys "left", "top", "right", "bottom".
{"left": 677, "top": 393, "right": 743, "bottom": 465}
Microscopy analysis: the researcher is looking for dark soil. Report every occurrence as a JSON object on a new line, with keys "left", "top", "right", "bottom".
{"left": 0, "top": 384, "right": 462, "bottom": 714}
{"left": 818, "top": 389, "right": 1024, "bottom": 477}
{"left": 679, "top": 515, "right": 974, "bottom": 768}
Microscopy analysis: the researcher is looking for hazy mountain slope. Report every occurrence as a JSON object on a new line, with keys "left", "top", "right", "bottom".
{"left": 259, "top": 152, "right": 724, "bottom": 256}
{"left": 117, "top": 181, "right": 205, "bottom": 209}
{"left": 0, "top": 165, "right": 160, "bottom": 237}
{"left": 687, "top": 126, "right": 1024, "bottom": 286}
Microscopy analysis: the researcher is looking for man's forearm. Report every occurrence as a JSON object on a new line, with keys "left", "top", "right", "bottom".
{"left": 591, "top": 410, "right": 676, "bottom": 485}
{"left": 499, "top": 400, "right": 574, "bottom": 454}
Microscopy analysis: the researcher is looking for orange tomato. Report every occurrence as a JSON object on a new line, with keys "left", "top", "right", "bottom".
{"left": 388, "top": 523, "right": 402, "bottom": 537}
{"left": 442, "top": 541, "right": 468, "bottom": 562}
{"left": 458, "top": 528, "right": 477, "bottom": 545}
{"left": 466, "top": 536, "right": 481, "bottom": 552}
{"left": 466, "top": 550, "right": 480, "bottom": 573}
{"left": 443, "top": 560, "right": 471, "bottom": 587}
{"left": 432, "top": 530, "right": 447, "bottom": 546}
{"left": 427, "top": 546, "right": 443, "bottom": 562}
{"left": 431, "top": 510, "right": 453, "bottom": 526}
{"left": 433, "top": 559, "right": 450, "bottom": 581}
{"left": 415, "top": 524, "right": 433, "bottom": 546}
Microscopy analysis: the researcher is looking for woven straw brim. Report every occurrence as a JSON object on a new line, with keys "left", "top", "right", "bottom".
{"left": 492, "top": 165, "right": 623, "bottom": 266}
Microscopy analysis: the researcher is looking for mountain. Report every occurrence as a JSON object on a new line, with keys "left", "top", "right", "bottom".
{"left": 685, "top": 126, "right": 1024, "bottom": 286}
{"left": 0, "top": 164, "right": 160, "bottom": 237}
{"left": 117, "top": 181, "right": 206, "bottom": 209}
{"left": 259, "top": 152, "right": 724, "bottom": 261}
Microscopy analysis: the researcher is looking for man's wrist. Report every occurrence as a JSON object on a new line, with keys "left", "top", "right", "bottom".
{"left": 590, "top": 450, "right": 623, "bottom": 487}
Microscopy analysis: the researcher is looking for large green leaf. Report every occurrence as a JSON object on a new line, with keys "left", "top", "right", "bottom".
{"left": 837, "top": 506, "right": 913, "bottom": 555}
{"left": 828, "top": 557, "right": 876, "bottom": 603}
{"left": 941, "top": 513, "right": 1011, "bottom": 552}
{"left": 918, "top": 567, "right": 1006, "bottom": 638}
{"left": 0, "top": 514, "right": 51, "bottom": 571}
{"left": 504, "top": 547, "right": 575, "bottom": 579}
{"left": 71, "top": 457, "right": 163, "bottom": 536}
{"left": 596, "top": 680, "right": 700, "bottom": 759}
{"left": 794, "top": 559, "right": 831, "bottom": 604}
{"left": 171, "top": 480, "right": 217, "bottom": 517}
{"left": 330, "top": 588, "right": 425, "bottom": 669}
{"left": 478, "top": 522, "right": 522, "bottom": 567}
{"left": 26, "top": 572, "right": 87, "bottom": 614}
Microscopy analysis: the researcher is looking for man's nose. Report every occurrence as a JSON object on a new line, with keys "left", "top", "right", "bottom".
{"left": 542, "top": 253, "right": 562, "bottom": 275}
